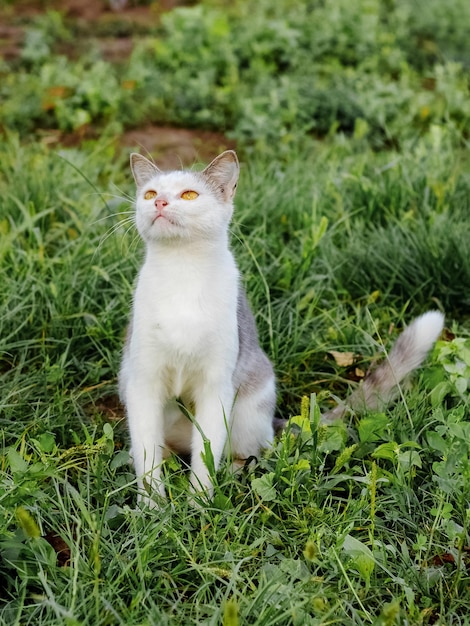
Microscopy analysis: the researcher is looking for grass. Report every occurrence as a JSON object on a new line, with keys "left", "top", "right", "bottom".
{"left": 1, "top": 0, "right": 470, "bottom": 624}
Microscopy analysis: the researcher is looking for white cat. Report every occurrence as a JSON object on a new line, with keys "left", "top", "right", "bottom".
{"left": 119, "top": 151, "right": 276, "bottom": 505}
{"left": 119, "top": 150, "right": 444, "bottom": 506}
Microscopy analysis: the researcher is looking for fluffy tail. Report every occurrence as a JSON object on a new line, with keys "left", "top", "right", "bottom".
{"left": 321, "top": 311, "right": 445, "bottom": 423}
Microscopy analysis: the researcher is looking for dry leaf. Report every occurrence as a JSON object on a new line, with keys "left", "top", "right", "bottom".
{"left": 328, "top": 350, "right": 355, "bottom": 367}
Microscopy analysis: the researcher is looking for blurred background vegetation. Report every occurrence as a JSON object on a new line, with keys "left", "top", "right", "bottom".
{"left": 1, "top": 0, "right": 469, "bottom": 152}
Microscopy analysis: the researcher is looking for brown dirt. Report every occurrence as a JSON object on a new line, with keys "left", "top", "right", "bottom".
{"left": 95, "top": 37, "right": 135, "bottom": 63}
{"left": 0, "top": 24, "right": 24, "bottom": 60}
{"left": 93, "top": 394, "right": 125, "bottom": 422}
{"left": 0, "top": 0, "right": 187, "bottom": 23}
{"left": 121, "top": 125, "right": 236, "bottom": 169}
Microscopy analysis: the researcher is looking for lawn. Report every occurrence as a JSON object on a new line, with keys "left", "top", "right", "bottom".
{"left": 1, "top": 0, "right": 470, "bottom": 624}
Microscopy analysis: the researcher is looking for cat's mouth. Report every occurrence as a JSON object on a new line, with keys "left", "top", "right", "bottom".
{"left": 152, "top": 213, "right": 177, "bottom": 227}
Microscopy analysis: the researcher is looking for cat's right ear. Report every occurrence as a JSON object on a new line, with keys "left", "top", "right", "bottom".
{"left": 130, "top": 153, "right": 161, "bottom": 188}
{"left": 202, "top": 150, "right": 240, "bottom": 201}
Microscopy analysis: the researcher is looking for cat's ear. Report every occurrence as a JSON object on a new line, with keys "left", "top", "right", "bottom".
{"left": 130, "top": 153, "right": 161, "bottom": 188}
{"left": 202, "top": 150, "right": 239, "bottom": 201}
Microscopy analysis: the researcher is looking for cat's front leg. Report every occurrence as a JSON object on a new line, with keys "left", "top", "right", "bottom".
{"left": 189, "top": 383, "right": 234, "bottom": 498}
{"left": 125, "top": 378, "right": 166, "bottom": 507}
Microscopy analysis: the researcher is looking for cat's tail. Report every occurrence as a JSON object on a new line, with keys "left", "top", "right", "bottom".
{"left": 321, "top": 311, "right": 445, "bottom": 423}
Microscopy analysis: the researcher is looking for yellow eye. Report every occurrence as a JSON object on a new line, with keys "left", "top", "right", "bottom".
{"left": 181, "top": 190, "right": 199, "bottom": 201}
{"left": 144, "top": 190, "right": 157, "bottom": 200}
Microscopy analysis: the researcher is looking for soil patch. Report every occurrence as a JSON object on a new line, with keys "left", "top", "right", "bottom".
{"left": 121, "top": 125, "right": 236, "bottom": 169}
{"left": 0, "top": 0, "right": 187, "bottom": 23}
{"left": 0, "top": 24, "right": 24, "bottom": 60}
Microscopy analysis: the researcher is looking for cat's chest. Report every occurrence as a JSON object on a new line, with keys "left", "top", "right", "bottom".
{"left": 133, "top": 253, "right": 238, "bottom": 352}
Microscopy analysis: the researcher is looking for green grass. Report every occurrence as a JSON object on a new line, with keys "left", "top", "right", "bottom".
{"left": 1, "top": 0, "right": 470, "bottom": 624}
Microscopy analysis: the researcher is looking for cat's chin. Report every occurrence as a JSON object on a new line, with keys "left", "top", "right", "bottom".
{"left": 152, "top": 214, "right": 177, "bottom": 227}
{"left": 140, "top": 218, "right": 184, "bottom": 241}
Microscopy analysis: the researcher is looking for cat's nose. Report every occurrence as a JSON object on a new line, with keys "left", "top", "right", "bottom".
{"left": 155, "top": 198, "right": 168, "bottom": 211}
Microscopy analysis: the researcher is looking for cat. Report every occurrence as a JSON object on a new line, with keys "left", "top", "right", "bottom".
{"left": 119, "top": 150, "right": 444, "bottom": 507}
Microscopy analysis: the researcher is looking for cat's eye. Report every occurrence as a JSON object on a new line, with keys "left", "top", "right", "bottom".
{"left": 181, "top": 190, "right": 199, "bottom": 201}
{"left": 144, "top": 190, "right": 157, "bottom": 200}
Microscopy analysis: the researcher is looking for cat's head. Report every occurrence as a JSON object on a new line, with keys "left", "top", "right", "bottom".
{"left": 130, "top": 150, "right": 239, "bottom": 244}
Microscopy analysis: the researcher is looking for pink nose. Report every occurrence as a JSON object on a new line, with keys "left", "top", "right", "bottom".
{"left": 155, "top": 198, "right": 168, "bottom": 211}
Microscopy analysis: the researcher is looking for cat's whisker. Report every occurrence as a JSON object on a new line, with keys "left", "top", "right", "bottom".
{"left": 100, "top": 194, "right": 133, "bottom": 205}
{"left": 102, "top": 214, "right": 135, "bottom": 235}
{"left": 92, "top": 210, "right": 134, "bottom": 226}
{"left": 126, "top": 232, "right": 142, "bottom": 256}
{"left": 109, "top": 218, "right": 136, "bottom": 242}
{"left": 109, "top": 184, "right": 136, "bottom": 204}
{"left": 117, "top": 223, "right": 142, "bottom": 256}
{"left": 81, "top": 191, "right": 129, "bottom": 213}
{"left": 176, "top": 154, "right": 185, "bottom": 171}
{"left": 94, "top": 217, "right": 136, "bottom": 258}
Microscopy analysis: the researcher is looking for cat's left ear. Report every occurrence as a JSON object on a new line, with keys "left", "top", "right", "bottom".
{"left": 202, "top": 150, "right": 239, "bottom": 201}
{"left": 130, "top": 153, "right": 161, "bottom": 188}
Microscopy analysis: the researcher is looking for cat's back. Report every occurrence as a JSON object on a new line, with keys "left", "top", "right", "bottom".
{"left": 234, "top": 287, "right": 274, "bottom": 388}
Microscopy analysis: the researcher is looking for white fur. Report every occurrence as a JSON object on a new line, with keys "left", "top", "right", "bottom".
{"left": 395, "top": 311, "right": 445, "bottom": 372}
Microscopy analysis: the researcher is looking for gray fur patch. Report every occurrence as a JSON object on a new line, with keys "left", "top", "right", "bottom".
{"left": 234, "top": 287, "right": 275, "bottom": 399}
